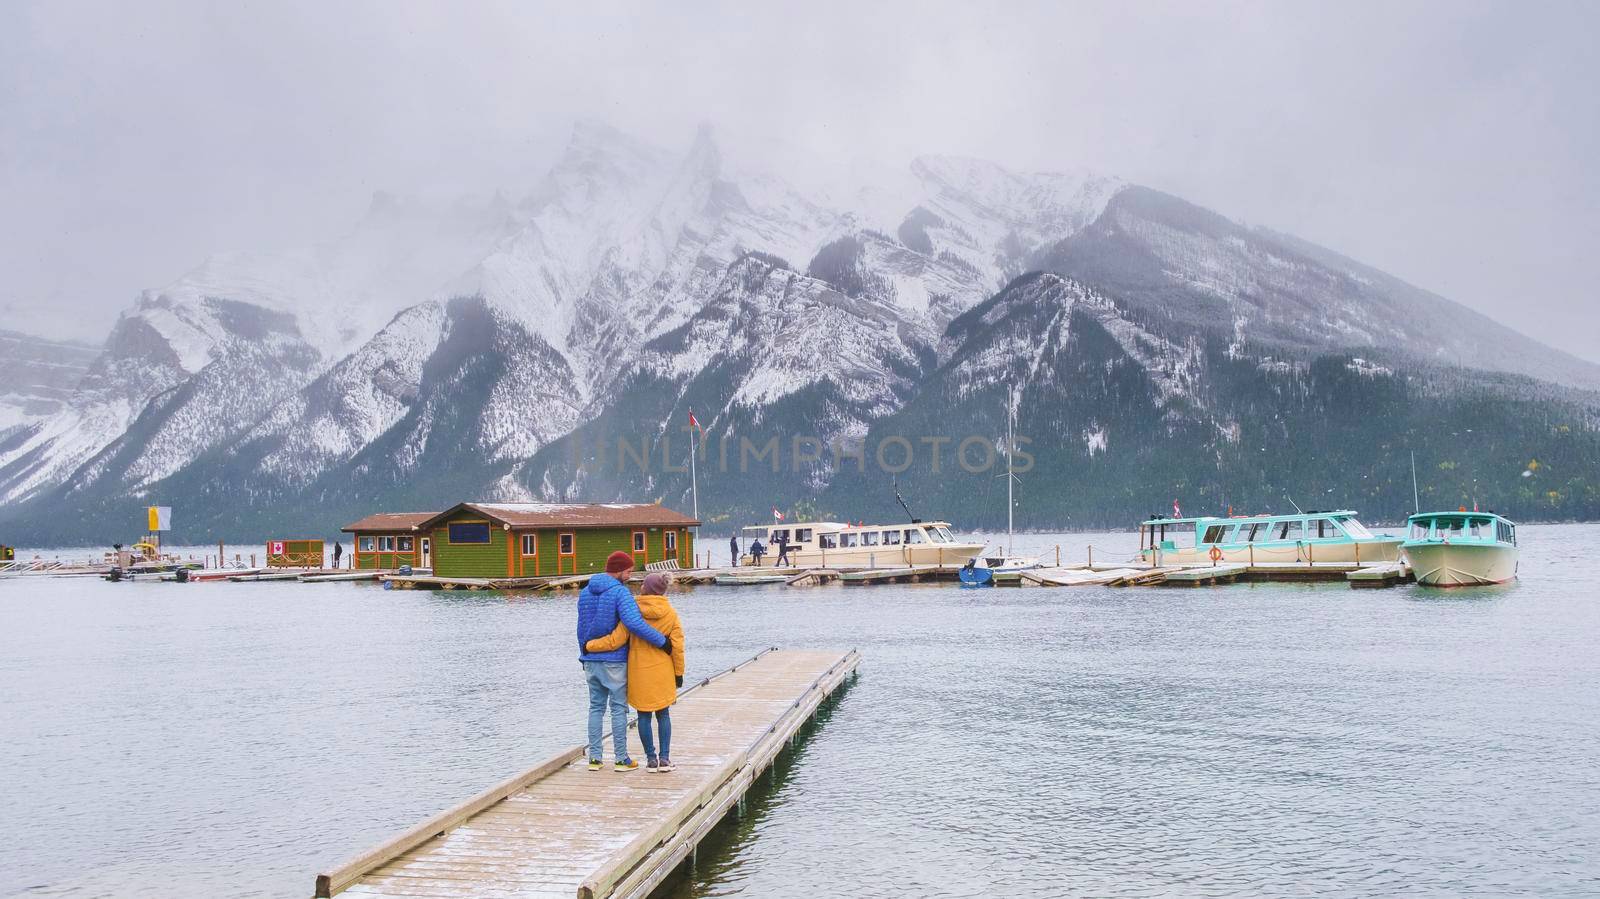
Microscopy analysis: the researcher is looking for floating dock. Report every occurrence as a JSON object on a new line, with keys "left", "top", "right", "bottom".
{"left": 314, "top": 647, "right": 859, "bottom": 898}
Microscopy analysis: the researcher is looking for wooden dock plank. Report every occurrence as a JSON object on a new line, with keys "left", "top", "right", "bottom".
{"left": 317, "top": 647, "right": 858, "bottom": 898}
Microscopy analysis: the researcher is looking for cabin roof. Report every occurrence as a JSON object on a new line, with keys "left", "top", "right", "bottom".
{"left": 1140, "top": 510, "right": 1359, "bottom": 527}
{"left": 341, "top": 512, "right": 438, "bottom": 533}
{"left": 417, "top": 502, "right": 700, "bottom": 531}
{"left": 1406, "top": 510, "right": 1511, "bottom": 523}
{"left": 740, "top": 521, "right": 949, "bottom": 533}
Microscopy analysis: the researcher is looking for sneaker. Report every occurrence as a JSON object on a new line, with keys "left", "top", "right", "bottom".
{"left": 615, "top": 758, "right": 640, "bottom": 772}
{"left": 588, "top": 758, "right": 602, "bottom": 771}
{"left": 657, "top": 757, "right": 676, "bottom": 773}
{"left": 645, "top": 757, "right": 659, "bottom": 773}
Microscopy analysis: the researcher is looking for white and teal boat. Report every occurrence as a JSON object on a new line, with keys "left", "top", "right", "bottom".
{"left": 1138, "top": 510, "right": 1403, "bottom": 566}
{"left": 1402, "top": 511, "right": 1518, "bottom": 586}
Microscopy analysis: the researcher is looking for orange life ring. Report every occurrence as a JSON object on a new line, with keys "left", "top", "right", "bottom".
{"left": 1208, "top": 546, "right": 1223, "bottom": 562}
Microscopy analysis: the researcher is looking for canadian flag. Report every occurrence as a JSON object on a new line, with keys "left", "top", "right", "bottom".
{"left": 772, "top": 507, "right": 784, "bottom": 521}
{"left": 1173, "top": 499, "right": 1181, "bottom": 518}
{"left": 687, "top": 409, "right": 701, "bottom": 432}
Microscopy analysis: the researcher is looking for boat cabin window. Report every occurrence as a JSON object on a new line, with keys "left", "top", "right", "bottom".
{"left": 1275, "top": 520, "right": 1303, "bottom": 541}
{"left": 1239, "top": 522, "right": 1267, "bottom": 542}
{"left": 1313, "top": 518, "right": 1344, "bottom": 539}
{"left": 841, "top": 533, "right": 859, "bottom": 548}
{"left": 1497, "top": 521, "right": 1516, "bottom": 545}
{"left": 904, "top": 529, "right": 926, "bottom": 544}
{"left": 882, "top": 530, "right": 901, "bottom": 545}
{"left": 359, "top": 536, "right": 375, "bottom": 552}
{"left": 861, "top": 531, "right": 880, "bottom": 546}
{"left": 1441, "top": 518, "right": 1466, "bottom": 537}
{"left": 796, "top": 528, "right": 813, "bottom": 543}
{"left": 771, "top": 529, "right": 790, "bottom": 543}
{"left": 1338, "top": 517, "right": 1374, "bottom": 539}
{"left": 1410, "top": 519, "right": 1432, "bottom": 540}
{"left": 1201, "top": 524, "right": 1228, "bottom": 544}
{"left": 1469, "top": 518, "right": 1489, "bottom": 539}
{"left": 819, "top": 533, "right": 838, "bottom": 549}
{"left": 934, "top": 527, "right": 956, "bottom": 543}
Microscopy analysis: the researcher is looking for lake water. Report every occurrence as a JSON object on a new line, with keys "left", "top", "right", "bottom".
{"left": 3, "top": 525, "right": 1598, "bottom": 897}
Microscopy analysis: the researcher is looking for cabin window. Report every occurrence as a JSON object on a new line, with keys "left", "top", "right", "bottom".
{"left": 359, "top": 536, "right": 375, "bottom": 552}
{"left": 771, "top": 529, "right": 790, "bottom": 542}
{"left": 819, "top": 533, "right": 838, "bottom": 549}
{"left": 937, "top": 527, "right": 957, "bottom": 543}
{"left": 1314, "top": 518, "right": 1343, "bottom": 539}
{"left": 1339, "top": 517, "right": 1374, "bottom": 539}
{"left": 841, "top": 533, "right": 859, "bottom": 548}
{"left": 377, "top": 536, "right": 396, "bottom": 552}
{"left": 558, "top": 533, "right": 575, "bottom": 555}
{"left": 904, "top": 529, "right": 926, "bottom": 544}
{"left": 1499, "top": 522, "right": 1516, "bottom": 545}
{"left": 665, "top": 531, "right": 678, "bottom": 551}
{"left": 861, "top": 531, "right": 880, "bottom": 546}
{"left": 633, "top": 531, "right": 646, "bottom": 552}
{"left": 1440, "top": 519, "right": 1466, "bottom": 538}
{"left": 521, "top": 534, "right": 538, "bottom": 556}
{"left": 796, "top": 528, "right": 813, "bottom": 543}
{"left": 882, "top": 530, "right": 901, "bottom": 545}
{"left": 398, "top": 536, "right": 414, "bottom": 552}
{"left": 1237, "top": 523, "right": 1260, "bottom": 542}
{"left": 1276, "top": 520, "right": 1303, "bottom": 541}
{"left": 1201, "top": 525, "right": 1228, "bottom": 543}
{"left": 448, "top": 522, "right": 491, "bottom": 544}
{"left": 1410, "top": 520, "right": 1431, "bottom": 540}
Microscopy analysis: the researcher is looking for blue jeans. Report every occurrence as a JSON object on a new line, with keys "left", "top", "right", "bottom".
{"left": 584, "top": 661, "right": 629, "bottom": 761}
{"left": 638, "top": 708, "right": 671, "bottom": 761}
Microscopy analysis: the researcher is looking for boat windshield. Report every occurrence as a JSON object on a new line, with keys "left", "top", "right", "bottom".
{"left": 1409, "top": 518, "right": 1432, "bottom": 540}
{"left": 1337, "top": 517, "right": 1374, "bottom": 538}
{"left": 932, "top": 527, "right": 956, "bottom": 543}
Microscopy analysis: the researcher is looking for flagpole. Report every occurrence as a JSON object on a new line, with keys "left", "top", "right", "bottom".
{"left": 688, "top": 416, "right": 700, "bottom": 546}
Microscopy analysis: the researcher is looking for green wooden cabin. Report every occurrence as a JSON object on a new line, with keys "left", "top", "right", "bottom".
{"left": 416, "top": 502, "right": 699, "bottom": 579}
{"left": 266, "top": 538, "right": 324, "bottom": 568}
{"left": 341, "top": 512, "right": 437, "bottom": 570}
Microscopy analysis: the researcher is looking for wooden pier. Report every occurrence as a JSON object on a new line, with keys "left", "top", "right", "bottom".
{"left": 314, "top": 647, "right": 859, "bottom": 898}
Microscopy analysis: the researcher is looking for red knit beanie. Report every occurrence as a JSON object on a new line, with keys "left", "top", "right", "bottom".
{"left": 604, "top": 550, "right": 635, "bottom": 574}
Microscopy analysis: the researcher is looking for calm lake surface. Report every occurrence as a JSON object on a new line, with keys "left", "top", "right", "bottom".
{"left": 3, "top": 525, "right": 1599, "bottom": 897}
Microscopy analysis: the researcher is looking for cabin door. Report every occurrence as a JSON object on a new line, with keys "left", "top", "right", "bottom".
{"left": 420, "top": 537, "right": 431, "bottom": 569}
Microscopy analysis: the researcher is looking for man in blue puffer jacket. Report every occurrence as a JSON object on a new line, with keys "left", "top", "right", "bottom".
{"left": 578, "top": 550, "right": 669, "bottom": 771}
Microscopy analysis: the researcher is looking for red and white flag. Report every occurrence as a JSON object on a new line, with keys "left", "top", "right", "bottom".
{"left": 1173, "top": 499, "right": 1181, "bottom": 518}
{"left": 772, "top": 507, "right": 784, "bottom": 521}
{"left": 687, "top": 409, "right": 702, "bottom": 432}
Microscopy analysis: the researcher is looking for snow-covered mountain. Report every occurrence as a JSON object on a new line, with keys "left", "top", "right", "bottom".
{"left": 0, "top": 330, "right": 98, "bottom": 435}
{"left": 4, "top": 122, "right": 1598, "bottom": 542}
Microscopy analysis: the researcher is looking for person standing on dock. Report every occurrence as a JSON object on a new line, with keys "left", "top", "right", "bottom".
{"left": 332, "top": 540, "right": 343, "bottom": 569}
{"left": 578, "top": 551, "right": 670, "bottom": 772}
{"left": 583, "top": 572, "right": 686, "bottom": 773}
{"left": 750, "top": 538, "right": 766, "bottom": 567}
{"left": 729, "top": 533, "right": 740, "bottom": 566}
{"left": 775, "top": 531, "right": 791, "bottom": 567}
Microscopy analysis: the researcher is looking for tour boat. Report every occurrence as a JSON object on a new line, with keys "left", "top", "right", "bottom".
{"left": 1138, "top": 510, "right": 1403, "bottom": 566}
{"left": 739, "top": 521, "right": 982, "bottom": 568}
{"left": 1402, "top": 511, "right": 1518, "bottom": 586}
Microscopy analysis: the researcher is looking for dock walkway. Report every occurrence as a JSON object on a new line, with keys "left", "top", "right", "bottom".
{"left": 315, "top": 647, "right": 859, "bottom": 898}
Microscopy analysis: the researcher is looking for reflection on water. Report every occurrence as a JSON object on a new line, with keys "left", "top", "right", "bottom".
{"left": 2, "top": 525, "right": 1599, "bottom": 897}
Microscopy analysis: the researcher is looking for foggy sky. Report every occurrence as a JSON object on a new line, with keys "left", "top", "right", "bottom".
{"left": 3, "top": 1, "right": 1597, "bottom": 363}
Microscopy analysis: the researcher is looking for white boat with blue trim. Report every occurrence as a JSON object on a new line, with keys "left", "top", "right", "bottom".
{"left": 1139, "top": 510, "right": 1403, "bottom": 566}
{"left": 1402, "top": 510, "right": 1518, "bottom": 586}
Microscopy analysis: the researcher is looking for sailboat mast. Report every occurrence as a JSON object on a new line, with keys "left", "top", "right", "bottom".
{"left": 1007, "top": 386, "right": 1015, "bottom": 557}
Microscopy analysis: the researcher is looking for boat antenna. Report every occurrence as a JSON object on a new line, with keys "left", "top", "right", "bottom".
{"left": 1285, "top": 494, "right": 1304, "bottom": 514}
{"left": 893, "top": 476, "right": 918, "bottom": 523}
{"left": 1410, "top": 450, "right": 1420, "bottom": 513}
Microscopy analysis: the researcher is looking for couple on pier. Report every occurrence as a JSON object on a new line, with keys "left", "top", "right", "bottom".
{"left": 576, "top": 550, "right": 687, "bottom": 773}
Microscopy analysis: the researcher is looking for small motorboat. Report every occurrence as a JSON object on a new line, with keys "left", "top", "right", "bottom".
{"left": 958, "top": 554, "right": 1043, "bottom": 586}
{"left": 1402, "top": 510, "right": 1518, "bottom": 586}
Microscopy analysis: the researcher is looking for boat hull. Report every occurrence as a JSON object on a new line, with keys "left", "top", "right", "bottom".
{"left": 1403, "top": 542, "right": 1518, "bottom": 587}
{"left": 1144, "top": 538, "right": 1403, "bottom": 566}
